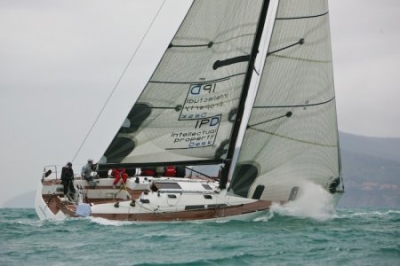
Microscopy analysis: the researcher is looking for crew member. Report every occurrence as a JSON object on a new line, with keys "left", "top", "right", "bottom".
{"left": 61, "top": 162, "right": 75, "bottom": 201}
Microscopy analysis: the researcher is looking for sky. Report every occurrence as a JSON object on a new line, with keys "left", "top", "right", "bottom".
{"left": 1, "top": 0, "right": 400, "bottom": 207}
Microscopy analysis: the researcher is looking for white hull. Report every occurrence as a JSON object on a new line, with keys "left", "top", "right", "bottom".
{"left": 35, "top": 165, "right": 344, "bottom": 222}
{"left": 35, "top": 182, "right": 67, "bottom": 220}
{"left": 35, "top": 171, "right": 275, "bottom": 222}
{"left": 35, "top": 175, "right": 343, "bottom": 222}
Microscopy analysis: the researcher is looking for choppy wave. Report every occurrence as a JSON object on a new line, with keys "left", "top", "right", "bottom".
{"left": 1, "top": 207, "right": 399, "bottom": 266}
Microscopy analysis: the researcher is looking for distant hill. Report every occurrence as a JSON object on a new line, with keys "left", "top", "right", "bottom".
{"left": 340, "top": 132, "right": 400, "bottom": 162}
{"left": 2, "top": 191, "right": 36, "bottom": 208}
{"left": 338, "top": 132, "right": 400, "bottom": 208}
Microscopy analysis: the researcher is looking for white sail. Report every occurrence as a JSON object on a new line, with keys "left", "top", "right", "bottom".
{"left": 230, "top": 0, "right": 342, "bottom": 201}
{"left": 100, "top": 0, "right": 265, "bottom": 167}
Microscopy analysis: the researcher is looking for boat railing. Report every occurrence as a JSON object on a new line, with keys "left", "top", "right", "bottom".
{"left": 42, "top": 165, "right": 59, "bottom": 182}
{"left": 41, "top": 163, "right": 87, "bottom": 183}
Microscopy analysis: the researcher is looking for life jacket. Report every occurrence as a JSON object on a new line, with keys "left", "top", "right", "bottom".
{"left": 111, "top": 169, "right": 120, "bottom": 177}
{"left": 141, "top": 168, "right": 155, "bottom": 176}
{"left": 165, "top": 166, "right": 176, "bottom": 177}
{"left": 118, "top": 168, "right": 126, "bottom": 174}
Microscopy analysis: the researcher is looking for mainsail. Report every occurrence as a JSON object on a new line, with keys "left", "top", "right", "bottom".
{"left": 99, "top": 0, "right": 265, "bottom": 168}
{"left": 229, "top": 0, "right": 342, "bottom": 201}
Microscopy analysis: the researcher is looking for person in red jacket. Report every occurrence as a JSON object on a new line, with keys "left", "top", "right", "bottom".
{"left": 111, "top": 168, "right": 128, "bottom": 188}
{"left": 164, "top": 165, "right": 176, "bottom": 177}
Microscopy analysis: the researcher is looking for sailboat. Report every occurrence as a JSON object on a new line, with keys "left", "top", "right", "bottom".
{"left": 35, "top": 0, "right": 344, "bottom": 221}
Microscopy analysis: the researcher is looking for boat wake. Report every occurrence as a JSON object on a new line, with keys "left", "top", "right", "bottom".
{"left": 89, "top": 217, "right": 135, "bottom": 226}
{"left": 267, "top": 182, "right": 337, "bottom": 222}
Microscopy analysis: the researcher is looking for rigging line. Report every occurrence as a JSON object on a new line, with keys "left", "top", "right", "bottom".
{"left": 71, "top": 0, "right": 168, "bottom": 163}
{"left": 253, "top": 96, "right": 335, "bottom": 109}
{"left": 267, "top": 38, "right": 304, "bottom": 56}
{"left": 247, "top": 112, "right": 291, "bottom": 128}
{"left": 276, "top": 11, "right": 329, "bottom": 20}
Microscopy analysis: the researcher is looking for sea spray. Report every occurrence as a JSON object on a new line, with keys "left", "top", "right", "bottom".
{"left": 270, "top": 181, "right": 337, "bottom": 221}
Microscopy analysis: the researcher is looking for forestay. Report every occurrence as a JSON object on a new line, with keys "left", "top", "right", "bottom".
{"left": 230, "top": 0, "right": 342, "bottom": 201}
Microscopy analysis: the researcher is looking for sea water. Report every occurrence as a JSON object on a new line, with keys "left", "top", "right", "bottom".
{"left": 1, "top": 189, "right": 399, "bottom": 266}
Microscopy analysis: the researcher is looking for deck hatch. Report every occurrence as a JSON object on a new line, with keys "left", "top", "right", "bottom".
{"left": 152, "top": 182, "right": 182, "bottom": 191}
{"left": 202, "top": 184, "right": 212, "bottom": 190}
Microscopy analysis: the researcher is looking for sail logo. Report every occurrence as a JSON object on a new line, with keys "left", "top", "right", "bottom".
{"left": 189, "top": 83, "right": 216, "bottom": 95}
{"left": 180, "top": 83, "right": 227, "bottom": 120}
{"left": 194, "top": 116, "right": 220, "bottom": 129}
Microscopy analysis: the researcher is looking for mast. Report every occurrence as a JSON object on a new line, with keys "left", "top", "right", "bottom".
{"left": 219, "top": 0, "right": 271, "bottom": 189}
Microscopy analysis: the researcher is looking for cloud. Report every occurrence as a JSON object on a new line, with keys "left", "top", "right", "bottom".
{"left": 330, "top": 0, "right": 400, "bottom": 137}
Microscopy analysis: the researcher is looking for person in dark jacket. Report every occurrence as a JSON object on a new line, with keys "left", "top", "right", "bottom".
{"left": 81, "top": 159, "right": 96, "bottom": 188}
{"left": 175, "top": 165, "right": 186, "bottom": 178}
{"left": 61, "top": 162, "right": 75, "bottom": 200}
